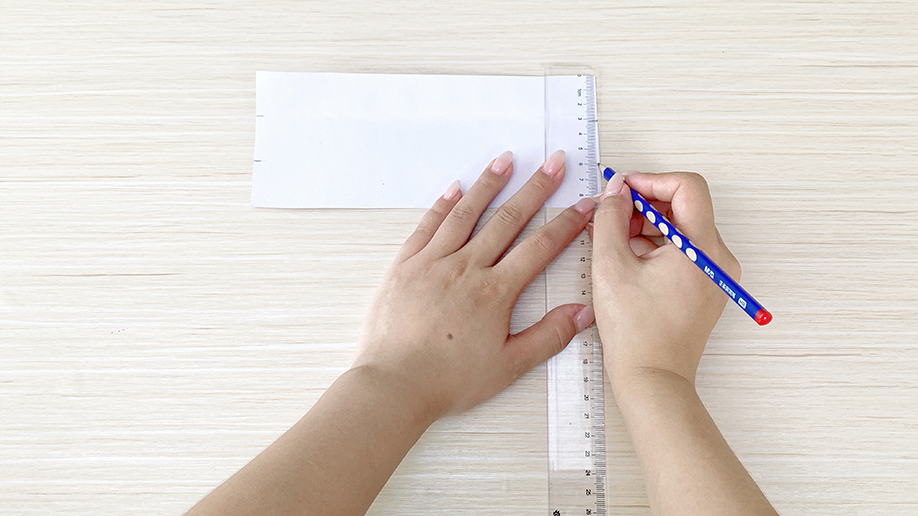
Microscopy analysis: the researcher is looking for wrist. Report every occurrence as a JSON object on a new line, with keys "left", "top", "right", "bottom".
{"left": 343, "top": 365, "right": 440, "bottom": 430}
{"left": 611, "top": 366, "right": 699, "bottom": 419}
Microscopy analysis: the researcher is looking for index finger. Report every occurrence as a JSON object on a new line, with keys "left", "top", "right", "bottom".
{"left": 495, "top": 198, "right": 594, "bottom": 289}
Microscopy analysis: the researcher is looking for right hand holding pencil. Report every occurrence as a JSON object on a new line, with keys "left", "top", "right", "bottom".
{"left": 590, "top": 171, "right": 778, "bottom": 516}
{"left": 591, "top": 171, "right": 741, "bottom": 394}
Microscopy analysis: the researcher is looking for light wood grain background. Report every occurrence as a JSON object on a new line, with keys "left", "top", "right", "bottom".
{"left": 2, "top": 1, "right": 917, "bottom": 514}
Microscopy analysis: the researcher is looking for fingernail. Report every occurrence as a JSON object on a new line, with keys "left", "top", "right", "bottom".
{"left": 600, "top": 172, "right": 625, "bottom": 201}
{"left": 573, "top": 197, "right": 595, "bottom": 216}
{"left": 442, "top": 179, "right": 461, "bottom": 201}
{"left": 490, "top": 150, "right": 513, "bottom": 176}
{"left": 542, "top": 150, "right": 565, "bottom": 177}
{"left": 573, "top": 304, "right": 595, "bottom": 333}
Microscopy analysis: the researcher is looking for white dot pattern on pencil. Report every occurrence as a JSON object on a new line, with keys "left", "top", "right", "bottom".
{"left": 686, "top": 248, "right": 697, "bottom": 261}
{"left": 647, "top": 211, "right": 656, "bottom": 223}
{"left": 672, "top": 234, "right": 683, "bottom": 248}
{"left": 634, "top": 199, "right": 643, "bottom": 211}
{"left": 658, "top": 222, "right": 669, "bottom": 236}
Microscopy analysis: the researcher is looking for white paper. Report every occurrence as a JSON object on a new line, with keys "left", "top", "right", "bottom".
{"left": 252, "top": 72, "right": 593, "bottom": 209}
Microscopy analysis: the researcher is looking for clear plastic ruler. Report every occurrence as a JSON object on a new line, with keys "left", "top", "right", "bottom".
{"left": 544, "top": 72, "right": 605, "bottom": 516}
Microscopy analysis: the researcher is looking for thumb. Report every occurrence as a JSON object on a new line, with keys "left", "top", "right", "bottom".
{"left": 593, "top": 173, "right": 638, "bottom": 264}
{"left": 503, "top": 304, "right": 594, "bottom": 379}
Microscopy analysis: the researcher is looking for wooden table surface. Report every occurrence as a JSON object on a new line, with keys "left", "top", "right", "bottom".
{"left": 2, "top": 1, "right": 917, "bottom": 514}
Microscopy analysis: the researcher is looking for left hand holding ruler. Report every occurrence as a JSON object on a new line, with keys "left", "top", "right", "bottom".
{"left": 252, "top": 70, "right": 608, "bottom": 514}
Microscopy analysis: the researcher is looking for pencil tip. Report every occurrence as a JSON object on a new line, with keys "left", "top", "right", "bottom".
{"left": 601, "top": 166, "right": 615, "bottom": 181}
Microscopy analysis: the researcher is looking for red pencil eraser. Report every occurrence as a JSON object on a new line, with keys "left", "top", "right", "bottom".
{"left": 755, "top": 309, "right": 773, "bottom": 326}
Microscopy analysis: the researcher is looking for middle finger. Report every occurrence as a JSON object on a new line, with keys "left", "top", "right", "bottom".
{"left": 466, "top": 150, "right": 567, "bottom": 266}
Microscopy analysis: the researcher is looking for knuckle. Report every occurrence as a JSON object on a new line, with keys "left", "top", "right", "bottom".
{"left": 529, "top": 229, "right": 558, "bottom": 255}
{"left": 479, "top": 271, "right": 511, "bottom": 300}
{"left": 725, "top": 252, "right": 742, "bottom": 280}
{"left": 447, "top": 202, "right": 479, "bottom": 227}
{"left": 441, "top": 257, "right": 471, "bottom": 286}
{"left": 713, "top": 232, "right": 742, "bottom": 280}
{"left": 550, "top": 323, "right": 570, "bottom": 356}
{"left": 411, "top": 224, "right": 436, "bottom": 243}
{"left": 682, "top": 171, "right": 710, "bottom": 192}
{"left": 428, "top": 202, "right": 451, "bottom": 221}
{"left": 492, "top": 203, "right": 527, "bottom": 229}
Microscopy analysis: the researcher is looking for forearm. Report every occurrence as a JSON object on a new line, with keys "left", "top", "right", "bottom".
{"left": 185, "top": 366, "right": 435, "bottom": 516}
{"left": 615, "top": 369, "right": 777, "bottom": 516}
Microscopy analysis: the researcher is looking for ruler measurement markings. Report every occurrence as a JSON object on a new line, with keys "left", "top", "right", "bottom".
{"left": 546, "top": 74, "right": 605, "bottom": 516}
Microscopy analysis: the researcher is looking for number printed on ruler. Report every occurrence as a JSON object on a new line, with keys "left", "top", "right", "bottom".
{"left": 574, "top": 76, "right": 598, "bottom": 198}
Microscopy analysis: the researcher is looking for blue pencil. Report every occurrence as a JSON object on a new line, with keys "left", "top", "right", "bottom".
{"left": 602, "top": 167, "right": 772, "bottom": 326}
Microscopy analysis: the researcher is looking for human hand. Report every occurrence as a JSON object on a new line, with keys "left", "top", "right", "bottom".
{"left": 353, "top": 150, "right": 596, "bottom": 421}
{"left": 591, "top": 172, "right": 740, "bottom": 393}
